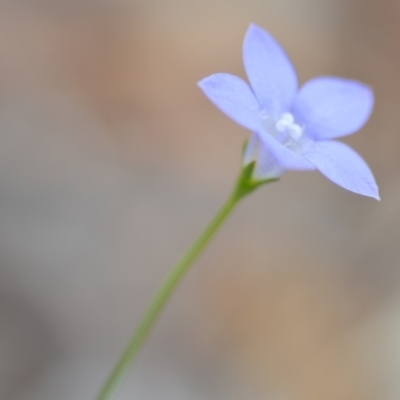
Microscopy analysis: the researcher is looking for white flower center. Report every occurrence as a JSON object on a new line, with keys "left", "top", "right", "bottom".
{"left": 243, "top": 111, "right": 312, "bottom": 181}
{"left": 259, "top": 111, "right": 308, "bottom": 153}
{"left": 275, "top": 113, "right": 302, "bottom": 140}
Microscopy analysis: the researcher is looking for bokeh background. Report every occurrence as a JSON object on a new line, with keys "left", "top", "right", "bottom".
{"left": 0, "top": 0, "right": 400, "bottom": 399}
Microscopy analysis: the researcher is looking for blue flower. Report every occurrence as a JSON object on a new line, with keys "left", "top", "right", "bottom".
{"left": 199, "top": 24, "right": 379, "bottom": 200}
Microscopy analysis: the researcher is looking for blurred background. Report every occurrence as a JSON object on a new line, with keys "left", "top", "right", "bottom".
{"left": 0, "top": 0, "right": 400, "bottom": 399}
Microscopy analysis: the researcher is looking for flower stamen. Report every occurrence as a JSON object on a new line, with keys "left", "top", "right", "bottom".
{"left": 275, "top": 112, "right": 303, "bottom": 142}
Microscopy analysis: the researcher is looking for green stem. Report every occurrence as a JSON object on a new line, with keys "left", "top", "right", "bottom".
{"left": 95, "top": 163, "right": 275, "bottom": 400}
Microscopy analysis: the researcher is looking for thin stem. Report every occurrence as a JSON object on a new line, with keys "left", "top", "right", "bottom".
{"left": 95, "top": 189, "right": 241, "bottom": 400}
{"left": 95, "top": 161, "right": 276, "bottom": 400}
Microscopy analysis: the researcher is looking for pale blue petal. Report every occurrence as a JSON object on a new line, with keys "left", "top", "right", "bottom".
{"left": 302, "top": 140, "right": 379, "bottom": 199}
{"left": 198, "top": 73, "right": 261, "bottom": 131}
{"left": 258, "top": 132, "right": 315, "bottom": 171}
{"left": 243, "top": 132, "right": 260, "bottom": 165}
{"left": 243, "top": 132, "right": 285, "bottom": 180}
{"left": 293, "top": 77, "right": 374, "bottom": 140}
{"left": 243, "top": 23, "right": 298, "bottom": 116}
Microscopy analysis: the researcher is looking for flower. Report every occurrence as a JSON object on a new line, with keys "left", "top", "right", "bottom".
{"left": 198, "top": 23, "right": 379, "bottom": 200}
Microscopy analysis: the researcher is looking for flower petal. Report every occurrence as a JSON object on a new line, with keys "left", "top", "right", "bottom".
{"left": 302, "top": 140, "right": 379, "bottom": 199}
{"left": 198, "top": 73, "right": 261, "bottom": 131}
{"left": 243, "top": 23, "right": 298, "bottom": 115}
{"left": 293, "top": 77, "right": 374, "bottom": 140}
{"left": 258, "top": 132, "right": 315, "bottom": 171}
{"left": 243, "top": 132, "right": 285, "bottom": 180}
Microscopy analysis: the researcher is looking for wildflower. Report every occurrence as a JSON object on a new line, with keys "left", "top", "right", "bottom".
{"left": 198, "top": 24, "right": 379, "bottom": 199}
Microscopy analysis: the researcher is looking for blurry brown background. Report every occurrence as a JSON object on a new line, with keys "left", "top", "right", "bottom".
{"left": 0, "top": 0, "right": 399, "bottom": 399}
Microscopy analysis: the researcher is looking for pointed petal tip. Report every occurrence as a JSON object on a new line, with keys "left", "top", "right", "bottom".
{"left": 197, "top": 74, "right": 224, "bottom": 89}
{"left": 197, "top": 76, "right": 211, "bottom": 90}
{"left": 247, "top": 22, "right": 262, "bottom": 33}
{"left": 350, "top": 170, "right": 380, "bottom": 201}
{"left": 302, "top": 140, "right": 379, "bottom": 201}
{"left": 349, "top": 175, "right": 380, "bottom": 201}
{"left": 370, "top": 187, "right": 380, "bottom": 201}
{"left": 357, "top": 185, "right": 380, "bottom": 201}
{"left": 333, "top": 181, "right": 379, "bottom": 200}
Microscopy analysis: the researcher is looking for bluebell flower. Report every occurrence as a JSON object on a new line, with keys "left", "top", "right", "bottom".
{"left": 199, "top": 24, "right": 379, "bottom": 199}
